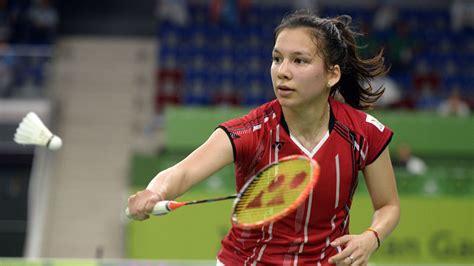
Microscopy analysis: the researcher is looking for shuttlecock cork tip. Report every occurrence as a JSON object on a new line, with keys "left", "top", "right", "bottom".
{"left": 47, "top": 135, "right": 62, "bottom": 150}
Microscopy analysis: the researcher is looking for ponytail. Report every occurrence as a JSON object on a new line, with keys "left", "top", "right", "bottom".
{"left": 329, "top": 15, "right": 388, "bottom": 109}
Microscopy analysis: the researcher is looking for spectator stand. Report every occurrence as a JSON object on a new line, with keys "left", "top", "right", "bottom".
{"left": 154, "top": 2, "right": 474, "bottom": 112}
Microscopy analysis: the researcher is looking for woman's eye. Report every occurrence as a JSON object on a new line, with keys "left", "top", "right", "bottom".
{"left": 272, "top": 56, "right": 281, "bottom": 63}
{"left": 295, "top": 58, "right": 306, "bottom": 64}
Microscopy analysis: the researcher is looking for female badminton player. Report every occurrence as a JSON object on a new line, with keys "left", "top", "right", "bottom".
{"left": 128, "top": 10, "right": 400, "bottom": 266}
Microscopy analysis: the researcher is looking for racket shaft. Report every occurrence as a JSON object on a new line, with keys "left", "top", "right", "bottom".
{"left": 126, "top": 195, "right": 238, "bottom": 219}
{"left": 152, "top": 195, "right": 237, "bottom": 214}
{"left": 185, "top": 194, "right": 237, "bottom": 205}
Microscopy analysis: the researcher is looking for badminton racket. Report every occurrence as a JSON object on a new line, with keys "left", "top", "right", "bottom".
{"left": 126, "top": 155, "right": 320, "bottom": 229}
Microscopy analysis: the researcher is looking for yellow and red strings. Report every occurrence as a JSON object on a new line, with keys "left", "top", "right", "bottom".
{"left": 234, "top": 159, "right": 312, "bottom": 224}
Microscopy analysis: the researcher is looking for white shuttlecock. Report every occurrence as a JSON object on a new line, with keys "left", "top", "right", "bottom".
{"left": 14, "top": 112, "right": 62, "bottom": 150}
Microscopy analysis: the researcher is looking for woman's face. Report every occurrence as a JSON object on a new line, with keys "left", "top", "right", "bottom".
{"left": 271, "top": 27, "right": 338, "bottom": 108}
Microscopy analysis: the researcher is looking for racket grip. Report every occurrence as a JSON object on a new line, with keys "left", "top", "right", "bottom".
{"left": 152, "top": 200, "right": 185, "bottom": 216}
{"left": 125, "top": 201, "right": 185, "bottom": 219}
{"left": 151, "top": 201, "right": 172, "bottom": 216}
{"left": 124, "top": 201, "right": 171, "bottom": 218}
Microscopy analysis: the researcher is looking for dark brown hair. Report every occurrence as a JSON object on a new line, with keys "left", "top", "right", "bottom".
{"left": 274, "top": 10, "right": 388, "bottom": 110}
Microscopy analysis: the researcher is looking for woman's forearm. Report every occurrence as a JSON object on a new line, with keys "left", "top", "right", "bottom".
{"left": 144, "top": 129, "right": 234, "bottom": 201}
{"left": 369, "top": 203, "right": 400, "bottom": 242}
{"left": 146, "top": 166, "right": 189, "bottom": 200}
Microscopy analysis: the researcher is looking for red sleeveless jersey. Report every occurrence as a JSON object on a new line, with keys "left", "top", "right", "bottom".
{"left": 217, "top": 98, "right": 393, "bottom": 265}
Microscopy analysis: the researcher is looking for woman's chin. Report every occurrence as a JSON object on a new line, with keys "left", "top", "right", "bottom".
{"left": 277, "top": 97, "right": 300, "bottom": 108}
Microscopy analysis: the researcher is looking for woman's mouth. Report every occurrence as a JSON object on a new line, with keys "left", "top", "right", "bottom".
{"left": 277, "top": 85, "right": 295, "bottom": 97}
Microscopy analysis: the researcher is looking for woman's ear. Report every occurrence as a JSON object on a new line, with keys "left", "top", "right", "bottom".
{"left": 327, "top": 64, "right": 341, "bottom": 87}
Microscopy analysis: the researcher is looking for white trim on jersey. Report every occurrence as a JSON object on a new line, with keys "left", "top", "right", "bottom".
{"left": 335, "top": 154, "right": 340, "bottom": 209}
{"left": 295, "top": 189, "right": 314, "bottom": 263}
{"left": 245, "top": 237, "right": 259, "bottom": 266}
{"left": 290, "top": 131, "right": 330, "bottom": 158}
{"left": 353, "top": 139, "right": 367, "bottom": 161}
{"left": 330, "top": 214, "right": 336, "bottom": 230}
{"left": 269, "top": 129, "right": 273, "bottom": 164}
{"left": 256, "top": 222, "right": 274, "bottom": 262}
{"left": 275, "top": 125, "right": 280, "bottom": 162}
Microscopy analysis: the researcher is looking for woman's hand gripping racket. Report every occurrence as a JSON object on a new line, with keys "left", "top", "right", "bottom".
{"left": 126, "top": 155, "right": 320, "bottom": 229}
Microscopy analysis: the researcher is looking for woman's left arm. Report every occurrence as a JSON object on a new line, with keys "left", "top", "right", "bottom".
{"left": 329, "top": 147, "right": 400, "bottom": 265}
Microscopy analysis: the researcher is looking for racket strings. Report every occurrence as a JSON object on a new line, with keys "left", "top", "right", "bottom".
{"left": 234, "top": 159, "right": 313, "bottom": 225}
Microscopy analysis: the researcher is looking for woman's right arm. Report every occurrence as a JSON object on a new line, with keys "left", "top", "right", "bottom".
{"left": 127, "top": 128, "right": 234, "bottom": 220}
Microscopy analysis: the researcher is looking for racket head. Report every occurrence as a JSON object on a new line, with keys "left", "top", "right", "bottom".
{"left": 231, "top": 155, "right": 320, "bottom": 229}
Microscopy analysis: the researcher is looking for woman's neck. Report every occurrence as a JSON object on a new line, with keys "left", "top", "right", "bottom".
{"left": 282, "top": 98, "right": 330, "bottom": 152}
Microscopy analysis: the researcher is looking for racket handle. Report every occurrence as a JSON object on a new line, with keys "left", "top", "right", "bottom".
{"left": 125, "top": 201, "right": 186, "bottom": 219}
{"left": 151, "top": 201, "right": 186, "bottom": 216}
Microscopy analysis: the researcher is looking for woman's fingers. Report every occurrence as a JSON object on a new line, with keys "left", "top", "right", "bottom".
{"left": 128, "top": 190, "right": 162, "bottom": 220}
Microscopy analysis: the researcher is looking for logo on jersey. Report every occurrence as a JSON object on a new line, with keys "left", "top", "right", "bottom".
{"left": 272, "top": 141, "right": 285, "bottom": 150}
{"left": 252, "top": 124, "right": 262, "bottom": 131}
{"left": 366, "top": 114, "right": 385, "bottom": 132}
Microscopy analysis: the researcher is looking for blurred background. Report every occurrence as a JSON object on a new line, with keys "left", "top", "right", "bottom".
{"left": 0, "top": 0, "right": 472, "bottom": 265}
